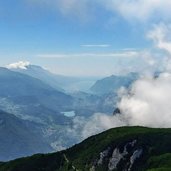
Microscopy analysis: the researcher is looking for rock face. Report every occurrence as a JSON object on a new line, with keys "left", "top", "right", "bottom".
{"left": 108, "top": 148, "right": 124, "bottom": 170}
{"left": 93, "top": 139, "right": 143, "bottom": 171}
{"left": 129, "top": 149, "right": 143, "bottom": 171}
{"left": 97, "top": 147, "right": 111, "bottom": 166}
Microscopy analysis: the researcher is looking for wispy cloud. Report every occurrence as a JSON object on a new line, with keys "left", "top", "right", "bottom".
{"left": 27, "top": 0, "right": 171, "bottom": 23}
{"left": 37, "top": 51, "right": 138, "bottom": 59}
{"left": 26, "top": 0, "right": 93, "bottom": 21}
{"left": 101, "top": 0, "right": 171, "bottom": 22}
{"left": 81, "top": 44, "right": 111, "bottom": 48}
{"left": 147, "top": 23, "right": 171, "bottom": 54}
{"left": 121, "top": 48, "right": 138, "bottom": 51}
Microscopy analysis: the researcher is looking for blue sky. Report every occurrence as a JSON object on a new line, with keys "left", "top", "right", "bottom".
{"left": 1, "top": 0, "right": 171, "bottom": 76}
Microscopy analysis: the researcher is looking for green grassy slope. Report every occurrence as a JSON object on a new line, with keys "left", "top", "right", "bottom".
{"left": 0, "top": 126, "right": 171, "bottom": 171}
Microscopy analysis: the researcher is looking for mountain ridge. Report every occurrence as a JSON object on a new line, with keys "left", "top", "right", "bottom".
{"left": 9, "top": 64, "right": 98, "bottom": 92}
{"left": 0, "top": 126, "right": 171, "bottom": 171}
{"left": 90, "top": 72, "right": 138, "bottom": 95}
{"left": 0, "top": 110, "right": 52, "bottom": 161}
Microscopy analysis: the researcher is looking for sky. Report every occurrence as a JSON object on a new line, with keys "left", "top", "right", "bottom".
{"left": 0, "top": 0, "right": 171, "bottom": 76}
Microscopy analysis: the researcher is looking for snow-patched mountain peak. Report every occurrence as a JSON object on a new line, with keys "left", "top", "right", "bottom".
{"left": 6, "top": 61, "right": 30, "bottom": 70}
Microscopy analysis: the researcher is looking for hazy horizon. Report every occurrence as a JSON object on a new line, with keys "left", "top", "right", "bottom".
{"left": 1, "top": 0, "right": 170, "bottom": 76}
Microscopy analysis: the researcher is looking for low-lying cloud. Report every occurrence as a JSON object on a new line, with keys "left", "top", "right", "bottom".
{"left": 68, "top": 114, "right": 124, "bottom": 140}
{"left": 118, "top": 73, "right": 171, "bottom": 128}
{"left": 68, "top": 72, "right": 171, "bottom": 142}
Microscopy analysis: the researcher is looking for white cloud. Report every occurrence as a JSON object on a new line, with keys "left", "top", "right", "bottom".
{"left": 27, "top": 0, "right": 171, "bottom": 23}
{"left": 67, "top": 113, "right": 125, "bottom": 141}
{"left": 6, "top": 61, "right": 30, "bottom": 70}
{"left": 67, "top": 73, "right": 171, "bottom": 143}
{"left": 37, "top": 51, "right": 139, "bottom": 58}
{"left": 6, "top": 61, "right": 30, "bottom": 69}
{"left": 102, "top": 0, "right": 171, "bottom": 22}
{"left": 147, "top": 23, "right": 171, "bottom": 54}
{"left": 118, "top": 73, "right": 171, "bottom": 127}
{"left": 81, "top": 44, "right": 111, "bottom": 48}
{"left": 81, "top": 113, "right": 124, "bottom": 139}
{"left": 146, "top": 23, "right": 171, "bottom": 72}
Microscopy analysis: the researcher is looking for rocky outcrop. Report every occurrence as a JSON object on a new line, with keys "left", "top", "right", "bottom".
{"left": 92, "top": 139, "right": 143, "bottom": 171}
{"left": 108, "top": 148, "right": 124, "bottom": 170}
{"left": 97, "top": 147, "right": 111, "bottom": 165}
{"left": 128, "top": 149, "right": 143, "bottom": 171}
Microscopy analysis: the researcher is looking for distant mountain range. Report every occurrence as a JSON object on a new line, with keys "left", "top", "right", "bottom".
{"left": 0, "top": 67, "right": 69, "bottom": 99}
{"left": 0, "top": 68, "right": 72, "bottom": 122}
{"left": 9, "top": 64, "right": 98, "bottom": 92}
{"left": 0, "top": 67, "right": 74, "bottom": 160}
{"left": 90, "top": 72, "right": 139, "bottom": 95}
{"left": 0, "top": 110, "right": 51, "bottom": 161}
{"left": 0, "top": 126, "right": 171, "bottom": 171}
{"left": 0, "top": 63, "right": 142, "bottom": 161}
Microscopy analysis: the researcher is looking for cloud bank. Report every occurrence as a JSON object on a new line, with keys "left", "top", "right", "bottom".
{"left": 68, "top": 114, "right": 124, "bottom": 140}
{"left": 68, "top": 73, "right": 171, "bottom": 142}
{"left": 118, "top": 73, "right": 171, "bottom": 128}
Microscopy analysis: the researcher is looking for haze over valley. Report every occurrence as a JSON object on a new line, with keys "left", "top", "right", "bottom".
{"left": 0, "top": 1, "right": 171, "bottom": 170}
